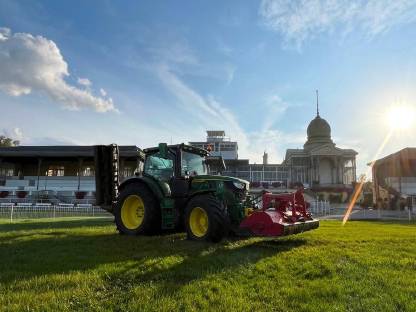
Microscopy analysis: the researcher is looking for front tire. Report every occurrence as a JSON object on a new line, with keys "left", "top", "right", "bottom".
{"left": 185, "top": 194, "right": 228, "bottom": 242}
{"left": 114, "top": 183, "right": 160, "bottom": 235}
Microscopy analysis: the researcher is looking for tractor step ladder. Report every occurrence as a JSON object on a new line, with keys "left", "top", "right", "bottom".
{"left": 161, "top": 198, "right": 175, "bottom": 229}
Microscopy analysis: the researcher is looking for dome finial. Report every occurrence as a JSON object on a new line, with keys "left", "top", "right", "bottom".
{"left": 316, "top": 89, "right": 319, "bottom": 117}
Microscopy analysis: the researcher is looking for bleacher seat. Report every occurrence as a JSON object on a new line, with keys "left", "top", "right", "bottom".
{"left": 2, "top": 176, "right": 97, "bottom": 205}
{"left": 0, "top": 202, "right": 14, "bottom": 207}
{"left": 35, "top": 202, "right": 52, "bottom": 207}
{"left": 58, "top": 203, "right": 74, "bottom": 208}
{"left": 5, "top": 179, "right": 29, "bottom": 188}
{"left": 16, "top": 203, "right": 33, "bottom": 207}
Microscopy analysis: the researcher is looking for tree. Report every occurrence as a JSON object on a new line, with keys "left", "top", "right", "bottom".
{"left": 0, "top": 135, "right": 19, "bottom": 147}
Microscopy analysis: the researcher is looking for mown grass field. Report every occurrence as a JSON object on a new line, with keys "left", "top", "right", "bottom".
{"left": 0, "top": 218, "right": 415, "bottom": 312}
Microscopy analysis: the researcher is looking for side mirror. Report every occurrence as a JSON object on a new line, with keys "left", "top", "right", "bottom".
{"left": 158, "top": 143, "right": 168, "bottom": 159}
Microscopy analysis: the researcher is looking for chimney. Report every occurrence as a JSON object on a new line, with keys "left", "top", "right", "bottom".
{"left": 263, "top": 151, "right": 268, "bottom": 165}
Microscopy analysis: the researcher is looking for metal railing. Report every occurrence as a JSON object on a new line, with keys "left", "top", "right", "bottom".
{"left": 310, "top": 200, "right": 331, "bottom": 216}
{"left": 343, "top": 207, "right": 415, "bottom": 221}
{"left": 313, "top": 204, "right": 415, "bottom": 221}
{"left": 0, "top": 204, "right": 111, "bottom": 221}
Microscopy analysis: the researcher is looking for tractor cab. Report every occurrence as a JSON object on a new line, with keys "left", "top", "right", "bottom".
{"left": 142, "top": 143, "right": 212, "bottom": 198}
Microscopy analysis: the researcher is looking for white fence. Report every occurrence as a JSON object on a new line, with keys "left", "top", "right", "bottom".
{"left": 313, "top": 205, "right": 415, "bottom": 221}
{"left": 1, "top": 201, "right": 413, "bottom": 222}
{"left": 310, "top": 200, "right": 331, "bottom": 216}
{"left": 309, "top": 201, "right": 415, "bottom": 221}
{"left": 0, "top": 203, "right": 111, "bottom": 221}
{"left": 339, "top": 207, "right": 415, "bottom": 221}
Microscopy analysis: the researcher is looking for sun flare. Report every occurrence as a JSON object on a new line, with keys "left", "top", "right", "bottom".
{"left": 386, "top": 105, "right": 416, "bottom": 130}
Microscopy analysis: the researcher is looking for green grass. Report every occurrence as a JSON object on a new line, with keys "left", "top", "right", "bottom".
{"left": 0, "top": 218, "right": 415, "bottom": 312}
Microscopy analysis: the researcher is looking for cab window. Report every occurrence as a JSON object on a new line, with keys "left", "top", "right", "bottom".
{"left": 144, "top": 154, "right": 174, "bottom": 181}
{"left": 181, "top": 151, "right": 207, "bottom": 176}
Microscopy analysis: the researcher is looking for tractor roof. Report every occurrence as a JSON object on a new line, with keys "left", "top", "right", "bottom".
{"left": 143, "top": 143, "right": 209, "bottom": 156}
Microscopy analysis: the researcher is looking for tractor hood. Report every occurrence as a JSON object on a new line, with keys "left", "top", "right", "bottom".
{"left": 191, "top": 175, "right": 250, "bottom": 190}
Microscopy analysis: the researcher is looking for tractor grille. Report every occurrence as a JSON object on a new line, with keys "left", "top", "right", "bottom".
{"left": 224, "top": 181, "right": 247, "bottom": 201}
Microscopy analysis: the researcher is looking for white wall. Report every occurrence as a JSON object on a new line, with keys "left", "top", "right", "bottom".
{"left": 319, "top": 159, "right": 333, "bottom": 184}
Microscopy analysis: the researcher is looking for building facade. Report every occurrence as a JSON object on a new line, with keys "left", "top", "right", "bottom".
{"left": 189, "top": 130, "right": 238, "bottom": 160}
{"left": 372, "top": 148, "right": 416, "bottom": 208}
{"left": 190, "top": 112, "right": 357, "bottom": 190}
{"left": 284, "top": 113, "right": 357, "bottom": 187}
{"left": 0, "top": 146, "right": 143, "bottom": 205}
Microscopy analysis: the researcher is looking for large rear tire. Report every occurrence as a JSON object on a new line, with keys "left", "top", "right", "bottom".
{"left": 185, "top": 194, "right": 228, "bottom": 243}
{"left": 114, "top": 183, "right": 160, "bottom": 235}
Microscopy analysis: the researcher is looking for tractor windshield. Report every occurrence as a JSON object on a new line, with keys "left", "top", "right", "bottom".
{"left": 181, "top": 151, "right": 207, "bottom": 176}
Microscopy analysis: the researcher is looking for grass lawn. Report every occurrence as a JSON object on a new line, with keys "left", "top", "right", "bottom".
{"left": 0, "top": 218, "right": 415, "bottom": 312}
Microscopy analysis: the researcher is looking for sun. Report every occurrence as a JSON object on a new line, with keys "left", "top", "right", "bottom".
{"left": 386, "top": 105, "right": 416, "bottom": 130}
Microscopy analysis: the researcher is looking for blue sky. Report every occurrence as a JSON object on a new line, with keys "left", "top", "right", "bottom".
{"left": 1, "top": 0, "right": 416, "bottom": 175}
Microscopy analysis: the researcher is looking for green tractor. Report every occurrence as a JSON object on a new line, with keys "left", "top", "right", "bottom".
{"left": 114, "top": 143, "right": 249, "bottom": 242}
{"left": 94, "top": 143, "right": 319, "bottom": 242}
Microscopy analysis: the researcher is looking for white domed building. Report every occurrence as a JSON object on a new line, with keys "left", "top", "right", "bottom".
{"left": 283, "top": 110, "right": 357, "bottom": 190}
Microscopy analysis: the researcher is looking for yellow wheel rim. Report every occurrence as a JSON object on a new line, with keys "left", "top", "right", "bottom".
{"left": 189, "top": 206, "right": 209, "bottom": 237}
{"left": 121, "top": 195, "right": 145, "bottom": 230}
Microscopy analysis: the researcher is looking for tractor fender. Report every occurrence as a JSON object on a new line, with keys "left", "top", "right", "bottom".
{"left": 185, "top": 189, "right": 218, "bottom": 206}
{"left": 118, "top": 177, "right": 164, "bottom": 202}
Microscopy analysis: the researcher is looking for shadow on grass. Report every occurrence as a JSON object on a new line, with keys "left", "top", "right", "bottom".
{"left": 0, "top": 218, "right": 307, "bottom": 292}
{"left": 98, "top": 237, "right": 307, "bottom": 297}
{"left": 0, "top": 218, "right": 114, "bottom": 232}
{"left": 343, "top": 219, "right": 416, "bottom": 226}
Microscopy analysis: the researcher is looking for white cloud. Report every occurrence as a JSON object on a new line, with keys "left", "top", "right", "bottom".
{"left": 142, "top": 36, "right": 236, "bottom": 84}
{"left": 13, "top": 127, "right": 23, "bottom": 140}
{"left": 224, "top": 64, "right": 236, "bottom": 85}
{"left": 100, "top": 88, "right": 107, "bottom": 97}
{"left": 259, "top": 0, "right": 416, "bottom": 48}
{"left": 247, "top": 129, "right": 305, "bottom": 163}
{"left": 217, "top": 38, "right": 233, "bottom": 57}
{"left": 129, "top": 33, "right": 302, "bottom": 163}
{"left": 23, "top": 136, "right": 81, "bottom": 145}
{"left": 0, "top": 27, "right": 116, "bottom": 112}
{"left": 2, "top": 127, "right": 23, "bottom": 141}
{"left": 0, "top": 27, "right": 10, "bottom": 40}
{"left": 148, "top": 39, "right": 199, "bottom": 66}
{"left": 156, "top": 64, "right": 219, "bottom": 117}
{"left": 155, "top": 63, "right": 250, "bottom": 155}
{"left": 154, "top": 63, "right": 306, "bottom": 163}
{"left": 77, "top": 77, "right": 92, "bottom": 87}
{"left": 262, "top": 94, "right": 290, "bottom": 131}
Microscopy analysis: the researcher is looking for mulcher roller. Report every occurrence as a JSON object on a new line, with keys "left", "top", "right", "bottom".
{"left": 239, "top": 189, "right": 319, "bottom": 237}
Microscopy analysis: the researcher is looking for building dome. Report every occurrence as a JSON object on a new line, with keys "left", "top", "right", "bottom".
{"left": 307, "top": 115, "right": 331, "bottom": 138}
{"left": 304, "top": 115, "right": 334, "bottom": 149}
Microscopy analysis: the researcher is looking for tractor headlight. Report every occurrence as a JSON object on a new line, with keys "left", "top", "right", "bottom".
{"left": 233, "top": 181, "right": 245, "bottom": 190}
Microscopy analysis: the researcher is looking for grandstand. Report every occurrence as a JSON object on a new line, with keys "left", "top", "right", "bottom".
{"left": 0, "top": 145, "right": 143, "bottom": 208}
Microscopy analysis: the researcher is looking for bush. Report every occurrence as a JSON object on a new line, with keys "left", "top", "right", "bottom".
{"left": 16, "top": 191, "right": 27, "bottom": 198}
{"left": 329, "top": 193, "right": 342, "bottom": 203}
{"left": 250, "top": 182, "right": 260, "bottom": 188}
{"left": 360, "top": 193, "right": 373, "bottom": 208}
{"left": 290, "top": 182, "right": 304, "bottom": 189}
{"left": 75, "top": 191, "right": 87, "bottom": 199}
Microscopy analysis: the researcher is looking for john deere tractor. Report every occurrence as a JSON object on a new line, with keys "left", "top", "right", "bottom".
{"left": 94, "top": 143, "right": 319, "bottom": 242}
{"left": 114, "top": 143, "right": 252, "bottom": 242}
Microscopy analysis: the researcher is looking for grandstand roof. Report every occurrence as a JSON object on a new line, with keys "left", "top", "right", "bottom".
{"left": 370, "top": 147, "right": 416, "bottom": 166}
{"left": 0, "top": 145, "right": 142, "bottom": 159}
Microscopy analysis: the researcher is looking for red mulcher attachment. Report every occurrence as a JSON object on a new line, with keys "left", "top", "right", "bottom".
{"left": 239, "top": 189, "right": 319, "bottom": 237}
